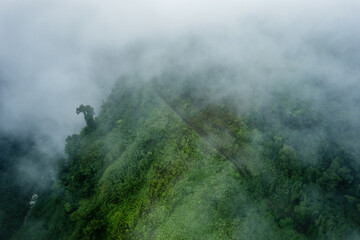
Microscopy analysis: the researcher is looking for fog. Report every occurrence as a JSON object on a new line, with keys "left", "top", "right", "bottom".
{"left": 1, "top": 1, "right": 360, "bottom": 239}
{"left": 0, "top": 0, "right": 360, "bottom": 195}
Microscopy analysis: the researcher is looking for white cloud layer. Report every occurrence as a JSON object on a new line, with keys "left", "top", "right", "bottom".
{"left": 0, "top": 0, "right": 359, "bottom": 151}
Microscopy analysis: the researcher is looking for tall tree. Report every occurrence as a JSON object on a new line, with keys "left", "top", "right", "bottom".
{"left": 76, "top": 104, "right": 95, "bottom": 128}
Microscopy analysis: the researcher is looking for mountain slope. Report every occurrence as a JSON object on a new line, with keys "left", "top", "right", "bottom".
{"left": 12, "top": 77, "right": 360, "bottom": 239}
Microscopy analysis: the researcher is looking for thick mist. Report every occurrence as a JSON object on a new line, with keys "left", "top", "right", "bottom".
{"left": 1, "top": 0, "right": 360, "bottom": 211}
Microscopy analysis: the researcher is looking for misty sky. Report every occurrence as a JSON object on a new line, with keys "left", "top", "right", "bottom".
{"left": 0, "top": 0, "right": 360, "bottom": 153}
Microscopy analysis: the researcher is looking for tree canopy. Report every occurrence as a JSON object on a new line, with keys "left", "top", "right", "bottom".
{"left": 11, "top": 79, "right": 360, "bottom": 240}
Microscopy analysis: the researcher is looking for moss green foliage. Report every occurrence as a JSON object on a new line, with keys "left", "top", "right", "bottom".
{"left": 11, "top": 77, "right": 360, "bottom": 239}
{"left": 76, "top": 104, "right": 96, "bottom": 129}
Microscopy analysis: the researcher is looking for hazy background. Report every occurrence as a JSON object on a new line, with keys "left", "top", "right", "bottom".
{"left": 0, "top": 0, "right": 360, "bottom": 185}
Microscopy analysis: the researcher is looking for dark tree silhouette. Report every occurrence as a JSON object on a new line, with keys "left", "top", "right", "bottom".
{"left": 76, "top": 104, "right": 95, "bottom": 128}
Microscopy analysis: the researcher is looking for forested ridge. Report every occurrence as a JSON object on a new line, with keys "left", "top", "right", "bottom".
{"left": 4, "top": 76, "right": 360, "bottom": 239}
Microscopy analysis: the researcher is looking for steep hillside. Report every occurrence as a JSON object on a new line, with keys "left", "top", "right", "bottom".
{"left": 0, "top": 134, "right": 53, "bottom": 239}
{"left": 12, "top": 77, "right": 360, "bottom": 239}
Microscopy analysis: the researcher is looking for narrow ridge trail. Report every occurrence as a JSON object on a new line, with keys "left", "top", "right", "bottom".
{"left": 153, "top": 87, "right": 279, "bottom": 215}
{"left": 154, "top": 87, "right": 252, "bottom": 180}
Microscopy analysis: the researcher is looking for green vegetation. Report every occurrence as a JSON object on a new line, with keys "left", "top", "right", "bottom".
{"left": 76, "top": 104, "right": 96, "bottom": 129}
{"left": 0, "top": 134, "right": 52, "bottom": 239}
{"left": 7, "top": 77, "right": 360, "bottom": 239}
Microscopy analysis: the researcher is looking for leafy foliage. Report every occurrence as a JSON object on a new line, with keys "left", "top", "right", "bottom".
{"left": 11, "top": 77, "right": 360, "bottom": 239}
{"left": 77, "top": 104, "right": 96, "bottom": 129}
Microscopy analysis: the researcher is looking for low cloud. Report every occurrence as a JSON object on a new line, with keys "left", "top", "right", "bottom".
{"left": 0, "top": 0, "right": 359, "bottom": 188}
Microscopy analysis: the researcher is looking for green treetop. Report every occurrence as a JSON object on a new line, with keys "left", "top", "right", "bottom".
{"left": 76, "top": 104, "right": 95, "bottom": 128}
